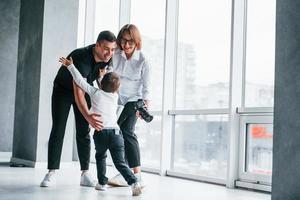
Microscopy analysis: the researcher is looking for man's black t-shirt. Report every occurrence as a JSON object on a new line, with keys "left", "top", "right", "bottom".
{"left": 54, "top": 44, "right": 109, "bottom": 93}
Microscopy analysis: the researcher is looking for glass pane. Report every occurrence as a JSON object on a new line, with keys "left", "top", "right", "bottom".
{"left": 131, "top": 0, "right": 166, "bottom": 111}
{"left": 176, "top": 0, "right": 231, "bottom": 109}
{"left": 77, "top": 0, "right": 86, "bottom": 47}
{"left": 136, "top": 115, "right": 161, "bottom": 169}
{"left": 173, "top": 115, "right": 228, "bottom": 179}
{"left": 94, "top": 0, "right": 120, "bottom": 41}
{"left": 245, "top": 0, "right": 276, "bottom": 107}
{"left": 246, "top": 123, "right": 273, "bottom": 175}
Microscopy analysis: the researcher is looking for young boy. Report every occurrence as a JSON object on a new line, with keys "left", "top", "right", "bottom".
{"left": 59, "top": 57, "right": 142, "bottom": 196}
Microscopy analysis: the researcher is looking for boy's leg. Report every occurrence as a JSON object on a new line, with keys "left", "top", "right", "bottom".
{"left": 93, "top": 131, "right": 109, "bottom": 185}
{"left": 109, "top": 131, "right": 137, "bottom": 185}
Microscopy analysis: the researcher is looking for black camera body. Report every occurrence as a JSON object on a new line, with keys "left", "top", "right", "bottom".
{"left": 134, "top": 99, "right": 153, "bottom": 123}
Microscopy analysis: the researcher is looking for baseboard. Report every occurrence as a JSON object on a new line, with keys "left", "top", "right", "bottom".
{"left": 0, "top": 152, "right": 12, "bottom": 161}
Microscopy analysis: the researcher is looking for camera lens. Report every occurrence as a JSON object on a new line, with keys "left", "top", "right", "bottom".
{"left": 139, "top": 108, "right": 153, "bottom": 122}
{"left": 135, "top": 100, "right": 154, "bottom": 123}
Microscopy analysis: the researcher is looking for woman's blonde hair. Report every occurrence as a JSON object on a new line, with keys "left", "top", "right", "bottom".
{"left": 117, "top": 24, "right": 142, "bottom": 50}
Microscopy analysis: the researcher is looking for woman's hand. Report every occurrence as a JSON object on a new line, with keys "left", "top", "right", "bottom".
{"left": 136, "top": 100, "right": 150, "bottom": 119}
{"left": 59, "top": 57, "right": 73, "bottom": 67}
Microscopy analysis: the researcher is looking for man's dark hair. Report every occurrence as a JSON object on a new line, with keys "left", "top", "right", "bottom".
{"left": 101, "top": 72, "right": 120, "bottom": 93}
{"left": 97, "top": 31, "right": 117, "bottom": 43}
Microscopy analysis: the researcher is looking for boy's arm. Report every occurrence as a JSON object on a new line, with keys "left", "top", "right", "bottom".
{"left": 67, "top": 64, "right": 96, "bottom": 96}
{"left": 59, "top": 57, "right": 103, "bottom": 130}
{"left": 59, "top": 56, "right": 96, "bottom": 95}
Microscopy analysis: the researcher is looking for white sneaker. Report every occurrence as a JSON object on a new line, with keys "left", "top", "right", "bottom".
{"left": 80, "top": 172, "right": 97, "bottom": 187}
{"left": 131, "top": 182, "right": 142, "bottom": 196}
{"left": 107, "top": 173, "right": 128, "bottom": 187}
{"left": 95, "top": 183, "right": 107, "bottom": 191}
{"left": 40, "top": 172, "right": 56, "bottom": 187}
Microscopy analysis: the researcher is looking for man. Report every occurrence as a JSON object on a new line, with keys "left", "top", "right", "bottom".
{"left": 40, "top": 31, "right": 117, "bottom": 187}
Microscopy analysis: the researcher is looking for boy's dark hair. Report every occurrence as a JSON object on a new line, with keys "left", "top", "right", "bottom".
{"left": 97, "top": 30, "right": 117, "bottom": 43}
{"left": 101, "top": 72, "right": 120, "bottom": 93}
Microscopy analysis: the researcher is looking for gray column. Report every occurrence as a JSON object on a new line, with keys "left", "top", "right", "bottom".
{"left": 11, "top": 0, "right": 45, "bottom": 166}
{"left": 0, "top": 0, "right": 20, "bottom": 153}
{"left": 272, "top": 0, "right": 300, "bottom": 199}
{"left": 11, "top": 0, "right": 79, "bottom": 167}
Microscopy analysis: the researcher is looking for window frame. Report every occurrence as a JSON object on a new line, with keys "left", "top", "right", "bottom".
{"left": 238, "top": 114, "right": 273, "bottom": 185}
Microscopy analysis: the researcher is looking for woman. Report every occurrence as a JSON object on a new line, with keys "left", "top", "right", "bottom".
{"left": 108, "top": 24, "right": 151, "bottom": 186}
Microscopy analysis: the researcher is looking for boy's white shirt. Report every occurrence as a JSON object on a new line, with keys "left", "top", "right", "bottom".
{"left": 67, "top": 64, "right": 119, "bottom": 129}
{"left": 116, "top": 105, "right": 124, "bottom": 118}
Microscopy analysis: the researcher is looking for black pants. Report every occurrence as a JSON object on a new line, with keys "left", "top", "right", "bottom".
{"left": 93, "top": 129, "right": 137, "bottom": 185}
{"left": 47, "top": 85, "right": 91, "bottom": 170}
{"left": 117, "top": 102, "right": 140, "bottom": 168}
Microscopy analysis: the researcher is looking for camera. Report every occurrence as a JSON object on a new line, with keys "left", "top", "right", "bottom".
{"left": 134, "top": 99, "right": 153, "bottom": 123}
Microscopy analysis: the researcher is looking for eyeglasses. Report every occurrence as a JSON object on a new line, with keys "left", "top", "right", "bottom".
{"left": 120, "top": 38, "right": 135, "bottom": 46}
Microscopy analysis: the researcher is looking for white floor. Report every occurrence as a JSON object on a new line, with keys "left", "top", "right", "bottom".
{"left": 0, "top": 162, "right": 271, "bottom": 200}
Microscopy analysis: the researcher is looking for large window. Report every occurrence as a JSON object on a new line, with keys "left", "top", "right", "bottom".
{"left": 83, "top": 0, "right": 276, "bottom": 190}
{"left": 171, "top": 0, "right": 232, "bottom": 181}
{"left": 235, "top": 0, "right": 276, "bottom": 190}
{"left": 173, "top": 115, "right": 228, "bottom": 179}
{"left": 244, "top": 0, "right": 276, "bottom": 107}
{"left": 77, "top": 0, "right": 86, "bottom": 47}
{"left": 136, "top": 116, "right": 162, "bottom": 169}
{"left": 130, "top": 0, "right": 165, "bottom": 111}
{"left": 130, "top": 0, "right": 166, "bottom": 169}
{"left": 176, "top": 0, "right": 231, "bottom": 110}
{"left": 94, "top": 0, "right": 120, "bottom": 40}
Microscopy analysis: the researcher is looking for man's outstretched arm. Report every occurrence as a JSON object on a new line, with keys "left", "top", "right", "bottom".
{"left": 73, "top": 82, "right": 103, "bottom": 131}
